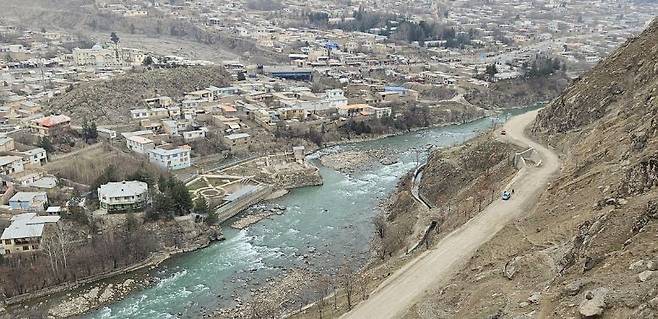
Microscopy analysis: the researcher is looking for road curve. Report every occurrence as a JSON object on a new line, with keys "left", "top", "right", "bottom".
{"left": 342, "top": 110, "right": 560, "bottom": 319}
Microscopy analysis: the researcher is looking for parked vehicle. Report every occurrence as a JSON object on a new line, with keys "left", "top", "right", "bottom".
{"left": 500, "top": 129, "right": 507, "bottom": 135}
{"left": 502, "top": 191, "right": 511, "bottom": 200}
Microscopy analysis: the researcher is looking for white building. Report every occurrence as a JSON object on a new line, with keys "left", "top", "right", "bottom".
{"left": 98, "top": 181, "right": 148, "bottom": 212}
{"left": 23, "top": 148, "right": 47, "bottom": 166}
{"left": 0, "top": 155, "right": 24, "bottom": 175}
{"left": 126, "top": 135, "right": 155, "bottom": 154}
{"left": 73, "top": 43, "right": 145, "bottom": 68}
{"left": 148, "top": 146, "right": 191, "bottom": 170}
{"left": 183, "top": 128, "right": 208, "bottom": 141}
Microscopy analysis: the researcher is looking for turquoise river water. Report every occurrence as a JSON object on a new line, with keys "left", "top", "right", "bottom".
{"left": 90, "top": 107, "right": 536, "bottom": 319}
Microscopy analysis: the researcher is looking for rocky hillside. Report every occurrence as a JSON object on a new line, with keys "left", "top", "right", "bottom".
{"left": 465, "top": 73, "right": 569, "bottom": 109}
{"left": 375, "top": 135, "right": 519, "bottom": 262}
{"left": 403, "top": 19, "right": 658, "bottom": 319}
{"left": 47, "top": 66, "right": 231, "bottom": 124}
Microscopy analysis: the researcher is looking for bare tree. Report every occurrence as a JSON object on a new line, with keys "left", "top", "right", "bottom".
{"left": 357, "top": 273, "right": 370, "bottom": 301}
{"left": 338, "top": 259, "right": 356, "bottom": 310}
{"left": 314, "top": 274, "right": 332, "bottom": 319}
{"left": 373, "top": 214, "right": 386, "bottom": 239}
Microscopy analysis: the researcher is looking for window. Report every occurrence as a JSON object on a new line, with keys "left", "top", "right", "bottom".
{"left": 4, "top": 239, "right": 10, "bottom": 245}
{"left": 4, "top": 250, "right": 9, "bottom": 254}
{"left": 23, "top": 246, "right": 29, "bottom": 251}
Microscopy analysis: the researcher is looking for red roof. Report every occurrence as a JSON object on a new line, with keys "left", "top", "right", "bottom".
{"left": 35, "top": 115, "right": 71, "bottom": 128}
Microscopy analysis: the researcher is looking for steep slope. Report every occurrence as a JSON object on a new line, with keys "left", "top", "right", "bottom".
{"left": 403, "top": 19, "right": 658, "bottom": 319}
{"left": 47, "top": 66, "right": 231, "bottom": 125}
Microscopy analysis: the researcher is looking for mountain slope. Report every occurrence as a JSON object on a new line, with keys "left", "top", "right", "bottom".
{"left": 402, "top": 18, "right": 658, "bottom": 319}
{"left": 47, "top": 66, "right": 231, "bottom": 125}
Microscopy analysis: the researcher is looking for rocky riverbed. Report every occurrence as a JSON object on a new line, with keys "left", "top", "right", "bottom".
{"left": 212, "top": 268, "right": 316, "bottom": 318}
{"left": 47, "top": 277, "right": 153, "bottom": 318}
{"left": 320, "top": 149, "right": 399, "bottom": 174}
{"left": 230, "top": 204, "right": 286, "bottom": 229}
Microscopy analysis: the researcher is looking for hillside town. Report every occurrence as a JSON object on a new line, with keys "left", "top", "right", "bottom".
{"left": 0, "top": 0, "right": 657, "bottom": 318}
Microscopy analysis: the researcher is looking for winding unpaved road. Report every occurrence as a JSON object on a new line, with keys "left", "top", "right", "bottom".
{"left": 342, "top": 110, "right": 560, "bottom": 319}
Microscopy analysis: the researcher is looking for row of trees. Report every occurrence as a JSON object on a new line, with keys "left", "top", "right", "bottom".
{"left": 0, "top": 225, "right": 156, "bottom": 298}
{"left": 246, "top": 260, "right": 371, "bottom": 318}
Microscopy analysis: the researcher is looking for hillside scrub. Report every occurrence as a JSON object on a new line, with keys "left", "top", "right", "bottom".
{"left": 47, "top": 66, "right": 231, "bottom": 124}
{"left": 375, "top": 135, "right": 519, "bottom": 261}
{"left": 408, "top": 19, "right": 658, "bottom": 319}
{"left": 464, "top": 73, "right": 569, "bottom": 109}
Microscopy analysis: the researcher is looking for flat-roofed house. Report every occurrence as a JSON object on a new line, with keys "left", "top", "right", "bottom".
{"left": 147, "top": 146, "right": 191, "bottom": 170}
{"left": 23, "top": 148, "right": 47, "bottom": 166}
{"left": 126, "top": 135, "right": 155, "bottom": 154}
{"left": 337, "top": 104, "right": 369, "bottom": 117}
{"left": 222, "top": 133, "right": 251, "bottom": 150}
{"left": 0, "top": 155, "right": 24, "bottom": 175}
{"left": 183, "top": 127, "right": 208, "bottom": 141}
{"left": 1, "top": 213, "right": 60, "bottom": 255}
{"left": 98, "top": 181, "right": 148, "bottom": 212}
{"left": 0, "top": 136, "right": 15, "bottom": 152}
{"left": 185, "top": 89, "right": 213, "bottom": 102}
{"left": 8, "top": 192, "right": 48, "bottom": 211}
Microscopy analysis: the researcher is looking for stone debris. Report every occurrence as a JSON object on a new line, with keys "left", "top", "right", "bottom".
{"left": 320, "top": 149, "right": 395, "bottom": 174}
{"left": 638, "top": 270, "right": 654, "bottom": 282}
{"left": 578, "top": 288, "right": 608, "bottom": 318}
{"left": 527, "top": 292, "right": 541, "bottom": 304}
{"left": 564, "top": 280, "right": 584, "bottom": 296}
{"left": 230, "top": 204, "right": 285, "bottom": 229}
{"left": 47, "top": 278, "right": 142, "bottom": 318}
{"left": 503, "top": 256, "right": 521, "bottom": 280}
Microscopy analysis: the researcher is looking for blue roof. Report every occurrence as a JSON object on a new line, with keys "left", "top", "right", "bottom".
{"left": 384, "top": 86, "right": 406, "bottom": 92}
{"left": 324, "top": 41, "right": 339, "bottom": 49}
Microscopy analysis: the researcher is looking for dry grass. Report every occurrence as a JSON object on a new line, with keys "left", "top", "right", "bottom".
{"left": 44, "top": 144, "right": 153, "bottom": 185}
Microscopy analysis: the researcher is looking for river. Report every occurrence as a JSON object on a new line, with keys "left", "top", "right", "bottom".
{"left": 90, "top": 107, "right": 536, "bottom": 319}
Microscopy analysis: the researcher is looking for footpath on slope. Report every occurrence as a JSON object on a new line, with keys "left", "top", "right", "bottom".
{"left": 342, "top": 109, "right": 561, "bottom": 319}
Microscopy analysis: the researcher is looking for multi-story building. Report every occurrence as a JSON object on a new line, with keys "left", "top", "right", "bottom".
{"left": 1, "top": 213, "right": 60, "bottom": 255}
{"left": 72, "top": 43, "right": 145, "bottom": 68}
{"left": 222, "top": 133, "right": 251, "bottom": 151}
{"left": 31, "top": 115, "right": 71, "bottom": 137}
{"left": 98, "top": 181, "right": 148, "bottom": 212}
{"left": 23, "top": 148, "right": 47, "bottom": 166}
{"left": 126, "top": 135, "right": 155, "bottom": 154}
{"left": 148, "top": 146, "right": 191, "bottom": 170}
{"left": 0, "top": 155, "right": 24, "bottom": 175}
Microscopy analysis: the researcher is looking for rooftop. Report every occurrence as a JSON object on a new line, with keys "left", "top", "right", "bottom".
{"left": 0, "top": 155, "right": 23, "bottom": 166}
{"left": 9, "top": 192, "right": 47, "bottom": 203}
{"left": 148, "top": 146, "right": 190, "bottom": 156}
{"left": 98, "top": 181, "right": 148, "bottom": 198}
{"left": 225, "top": 133, "right": 250, "bottom": 140}
{"left": 127, "top": 135, "right": 154, "bottom": 144}
{"left": 34, "top": 115, "right": 71, "bottom": 128}
{"left": 1, "top": 213, "right": 60, "bottom": 240}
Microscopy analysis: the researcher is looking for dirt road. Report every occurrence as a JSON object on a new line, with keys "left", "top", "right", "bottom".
{"left": 342, "top": 110, "right": 560, "bottom": 319}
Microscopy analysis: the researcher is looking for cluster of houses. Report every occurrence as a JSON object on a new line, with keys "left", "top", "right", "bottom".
{"left": 1, "top": 179, "right": 150, "bottom": 255}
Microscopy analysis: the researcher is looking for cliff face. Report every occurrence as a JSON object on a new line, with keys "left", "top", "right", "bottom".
{"left": 403, "top": 19, "right": 658, "bottom": 319}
